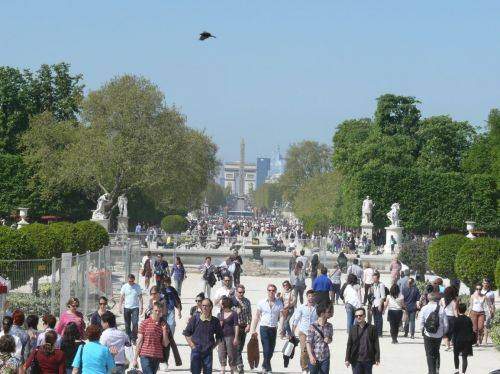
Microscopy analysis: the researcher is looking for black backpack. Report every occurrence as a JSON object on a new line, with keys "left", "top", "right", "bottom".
{"left": 424, "top": 304, "right": 440, "bottom": 333}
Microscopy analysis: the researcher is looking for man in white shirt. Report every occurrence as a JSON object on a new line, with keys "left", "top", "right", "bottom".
{"left": 250, "top": 284, "right": 283, "bottom": 374}
{"left": 418, "top": 293, "right": 448, "bottom": 374}
{"left": 291, "top": 290, "right": 318, "bottom": 374}
{"left": 296, "top": 250, "right": 308, "bottom": 274}
{"left": 213, "top": 276, "right": 235, "bottom": 307}
{"left": 100, "top": 311, "right": 130, "bottom": 374}
{"left": 369, "top": 271, "right": 386, "bottom": 337}
{"left": 119, "top": 274, "right": 143, "bottom": 344}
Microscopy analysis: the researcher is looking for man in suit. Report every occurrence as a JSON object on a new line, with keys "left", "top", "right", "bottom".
{"left": 345, "top": 307, "right": 380, "bottom": 374}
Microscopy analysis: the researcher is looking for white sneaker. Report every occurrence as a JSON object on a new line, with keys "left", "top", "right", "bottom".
{"left": 159, "top": 363, "right": 168, "bottom": 372}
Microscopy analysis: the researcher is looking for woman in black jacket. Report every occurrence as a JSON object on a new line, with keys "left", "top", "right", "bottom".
{"left": 452, "top": 303, "right": 474, "bottom": 374}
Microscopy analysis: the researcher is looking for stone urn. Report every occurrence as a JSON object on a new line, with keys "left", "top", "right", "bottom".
{"left": 17, "top": 207, "right": 29, "bottom": 229}
{"left": 465, "top": 221, "right": 476, "bottom": 239}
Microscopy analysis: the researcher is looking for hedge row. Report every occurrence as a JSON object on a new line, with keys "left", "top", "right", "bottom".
{"left": 160, "top": 215, "right": 188, "bottom": 234}
{"left": 0, "top": 220, "right": 109, "bottom": 260}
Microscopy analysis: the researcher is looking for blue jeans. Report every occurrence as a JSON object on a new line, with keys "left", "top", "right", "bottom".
{"left": 140, "top": 356, "right": 160, "bottom": 374}
{"left": 260, "top": 326, "right": 277, "bottom": 372}
{"left": 352, "top": 361, "right": 373, "bottom": 374}
{"left": 372, "top": 306, "right": 383, "bottom": 337}
{"left": 345, "top": 304, "right": 355, "bottom": 333}
{"left": 124, "top": 307, "right": 139, "bottom": 342}
{"left": 309, "top": 358, "right": 330, "bottom": 373}
{"left": 191, "top": 347, "right": 213, "bottom": 374}
{"left": 404, "top": 310, "right": 416, "bottom": 336}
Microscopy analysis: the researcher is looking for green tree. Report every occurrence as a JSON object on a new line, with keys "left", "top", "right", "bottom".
{"left": 0, "top": 63, "right": 83, "bottom": 153}
{"left": 428, "top": 234, "right": 468, "bottom": 279}
{"left": 374, "top": 94, "right": 421, "bottom": 136}
{"left": 203, "top": 182, "right": 227, "bottom": 214}
{"left": 332, "top": 118, "right": 372, "bottom": 172}
{"left": 22, "top": 75, "right": 219, "bottom": 215}
{"left": 161, "top": 215, "right": 188, "bottom": 233}
{"left": 253, "top": 183, "right": 283, "bottom": 212}
{"left": 416, "top": 116, "right": 475, "bottom": 172}
{"left": 280, "top": 140, "right": 332, "bottom": 201}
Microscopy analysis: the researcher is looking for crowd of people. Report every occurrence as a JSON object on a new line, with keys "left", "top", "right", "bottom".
{"left": 0, "top": 243, "right": 495, "bottom": 374}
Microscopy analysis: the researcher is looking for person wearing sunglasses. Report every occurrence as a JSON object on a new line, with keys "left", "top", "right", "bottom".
{"left": 90, "top": 297, "right": 109, "bottom": 327}
{"left": 250, "top": 284, "right": 283, "bottom": 374}
{"left": 232, "top": 285, "right": 251, "bottom": 374}
{"left": 190, "top": 293, "right": 205, "bottom": 317}
{"left": 56, "top": 297, "right": 86, "bottom": 340}
{"left": 345, "top": 307, "right": 380, "bottom": 373}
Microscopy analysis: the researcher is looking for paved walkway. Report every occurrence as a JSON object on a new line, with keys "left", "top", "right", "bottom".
{"left": 109, "top": 267, "right": 500, "bottom": 374}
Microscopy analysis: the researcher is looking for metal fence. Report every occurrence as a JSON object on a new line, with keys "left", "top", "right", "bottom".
{"left": 0, "top": 246, "right": 113, "bottom": 319}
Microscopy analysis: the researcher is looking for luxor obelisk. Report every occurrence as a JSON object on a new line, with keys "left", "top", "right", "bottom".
{"left": 236, "top": 138, "right": 246, "bottom": 212}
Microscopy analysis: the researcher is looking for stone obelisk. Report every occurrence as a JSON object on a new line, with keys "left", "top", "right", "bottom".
{"left": 236, "top": 139, "right": 246, "bottom": 212}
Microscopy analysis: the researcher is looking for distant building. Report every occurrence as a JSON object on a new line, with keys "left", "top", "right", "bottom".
{"left": 223, "top": 162, "right": 257, "bottom": 195}
{"left": 256, "top": 157, "right": 271, "bottom": 188}
{"left": 267, "top": 146, "right": 286, "bottom": 183}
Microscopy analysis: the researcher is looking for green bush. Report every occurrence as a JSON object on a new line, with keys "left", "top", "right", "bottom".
{"left": 0, "top": 226, "right": 36, "bottom": 260}
{"left": 161, "top": 215, "right": 188, "bottom": 234}
{"left": 428, "top": 234, "right": 468, "bottom": 279}
{"left": 74, "top": 220, "right": 109, "bottom": 252}
{"left": 496, "top": 258, "right": 500, "bottom": 294}
{"left": 48, "top": 222, "right": 82, "bottom": 254}
{"left": 398, "top": 238, "right": 428, "bottom": 276}
{"left": 455, "top": 237, "right": 500, "bottom": 289}
{"left": 7, "top": 292, "right": 52, "bottom": 316}
{"left": 20, "top": 223, "right": 62, "bottom": 258}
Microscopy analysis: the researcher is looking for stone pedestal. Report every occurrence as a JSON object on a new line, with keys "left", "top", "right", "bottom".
{"left": 236, "top": 196, "right": 245, "bottom": 212}
{"left": 91, "top": 218, "right": 109, "bottom": 232}
{"left": 361, "top": 222, "right": 374, "bottom": 241}
{"left": 384, "top": 226, "right": 403, "bottom": 253}
{"left": 117, "top": 216, "right": 129, "bottom": 239}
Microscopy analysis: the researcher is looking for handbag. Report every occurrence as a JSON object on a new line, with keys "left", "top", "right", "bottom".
{"left": 29, "top": 349, "right": 41, "bottom": 374}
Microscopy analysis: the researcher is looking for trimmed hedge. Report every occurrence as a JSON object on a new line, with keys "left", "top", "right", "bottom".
{"left": 48, "top": 222, "right": 83, "bottom": 255}
{"left": 495, "top": 258, "right": 500, "bottom": 293}
{"left": 455, "top": 237, "right": 500, "bottom": 289}
{"left": 161, "top": 215, "right": 188, "bottom": 234}
{"left": 0, "top": 226, "right": 36, "bottom": 260}
{"left": 75, "top": 220, "right": 109, "bottom": 252}
{"left": 428, "top": 234, "right": 468, "bottom": 279}
{"left": 398, "top": 238, "right": 428, "bottom": 276}
{"left": 20, "top": 223, "right": 62, "bottom": 258}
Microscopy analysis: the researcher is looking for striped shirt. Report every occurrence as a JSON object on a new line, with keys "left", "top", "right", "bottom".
{"left": 138, "top": 318, "right": 165, "bottom": 359}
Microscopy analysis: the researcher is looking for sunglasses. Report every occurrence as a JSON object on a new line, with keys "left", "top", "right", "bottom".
{"left": 150, "top": 292, "right": 158, "bottom": 295}
{"left": 237, "top": 291, "right": 245, "bottom": 294}
{"left": 355, "top": 314, "right": 365, "bottom": 318}
{"left": 201, "top": 304, "right": 211, "bottom": 308}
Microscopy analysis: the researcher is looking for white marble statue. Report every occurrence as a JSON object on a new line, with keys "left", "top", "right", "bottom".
{"left": 118, "top": 194, "right": 128, "bottom": 217}
{"left": 92, "top": 193, "right": 112, "bottom": 220}
{"left": 361, "top": 196, "right": 374, "bottom": 224}
{"left": 386, "top": 203, "right": 401, "bottom": 227}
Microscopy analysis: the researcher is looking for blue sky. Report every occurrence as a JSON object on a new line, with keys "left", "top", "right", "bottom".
{"left": 1, "top": 1, "right": 499, "bottom": 162}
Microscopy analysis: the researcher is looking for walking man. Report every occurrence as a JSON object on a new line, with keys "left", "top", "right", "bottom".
{"left": 119, "top": 274, "right": 143, "bottom": 344}
{"left": 213, "top": 276, "right": 235, "bottom": 307}
{"left": 232, "top": 285, "right": 252, "bottom": 374}
{"left": 418, "top": 293, "right": 448, "bottom": 374}
{"left": 183, "top": 298, "right": 223, "bottom": 374}
{"left": 154, "top": 254, "right": 170, "bottom": 288}
{"left": 250, "top": 284, "right": 283, "bottom": 374}
{"left": 345, "top": 307, "right": 380, "bottom": 374}
{"left": 200, "top": 256, "right": 216, "bottom": 299}
{"left": 131, "top": 301, "right": 169, "bottom": 374}
{"left": 292, "top": 290, "right": 318, "bottom": 374}
{"left": 100, "top": 311, "right": 130, "bottom": 374}
{"left": 312, "top": 267, "right": 333, "bottom": 306}
{"left": 368, "top": 271, "right": 385, "bottom": 337}
{"left": 306, "top": 303, "right": 333, "bottom": 374}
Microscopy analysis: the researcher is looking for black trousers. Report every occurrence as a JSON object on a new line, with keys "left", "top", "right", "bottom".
{"left": 423, "top": 335, "right": 442, "bottom": 374}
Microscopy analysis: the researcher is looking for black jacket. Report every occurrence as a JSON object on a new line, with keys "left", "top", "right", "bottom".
{"left": 345, "top": 323, "right": 380, "bottom": 364}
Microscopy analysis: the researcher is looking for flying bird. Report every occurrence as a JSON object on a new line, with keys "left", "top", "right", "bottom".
{"left": 199, "top": 31, "right": 216, "bottom": 41}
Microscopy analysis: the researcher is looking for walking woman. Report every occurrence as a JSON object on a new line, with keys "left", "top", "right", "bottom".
{"left": 309, "top": 254, "right": 320, "bottom": 286}
{"left": 60, "top": 323, "right": 84, "bottom": 374}
{"left": 279, "top": 281, "right": 296, "bottom": 338}
{"left": 469, "top": 284, "right": 493, "bottom": 346}
{"left": 290, "top": 262, "right": 306, "bottom": 305}
{"left": 72, "top": 325, "right": 115, "bottom": 374}
{"left": 329, "top": 263, "right": 342, "bottom": 304}
{"left": 90, "top": 297, "right": 108, "bottom": 326}
{"left": 22, "top": 330, "right": 66, "bottom": 374}
{"left": 452, "top": 303, "right": 474, "bottom": 374}
{"left": 172, "top": 257, "right": 186, "bottom": 297}
{"left": 441, "top": 286, "right": 458, "bottom": 351}
{"left": 341, "top": 273, "right": 362, "bottom": 334}
{"left": 384, "top": 284, "right": 405, "bottom": 344}
{"left": 55, "top": 298, "right": 86, "bottom": 339}
{"left": 218, "top": 297, "right": 239, "bottom": 374}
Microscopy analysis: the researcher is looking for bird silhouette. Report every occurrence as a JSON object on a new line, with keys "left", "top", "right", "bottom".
{"left": 199, "top": 31, "right": 216, "bottom": 41}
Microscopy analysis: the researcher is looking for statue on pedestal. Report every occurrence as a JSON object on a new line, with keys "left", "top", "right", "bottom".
{"left": 386, "top": 203, "right": 401, "bottom": 227}
{"left": 361, "top": 196, "right": 374, "bottom": 224}
{"left": 118, "top": 194, "right": 128, "bottom": 217}
{"left": 92, "top": 193, "right": 112, "bottom": 220}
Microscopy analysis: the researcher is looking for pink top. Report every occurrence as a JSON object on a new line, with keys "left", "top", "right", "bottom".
{"left": 55, "top": 310, "right": 86, "bottom": 338}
